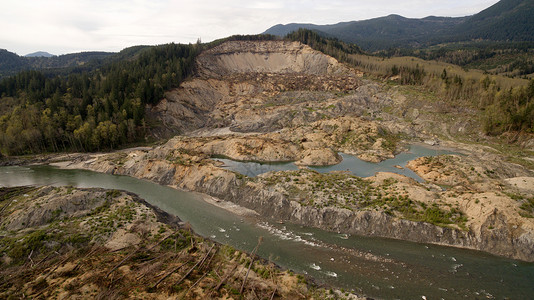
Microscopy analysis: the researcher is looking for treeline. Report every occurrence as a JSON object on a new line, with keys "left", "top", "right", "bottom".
{"left": 286, "top": 29, "right": 363, "bottom": 61}
{"left": 388, "top": 62, "right": 534, "bottom": 134}
{"left": 484, "top": 80, "right": 534, "bottom": 134}
{"left": 0, "top": 49, "right": 117, "bottom": 79}
{"left": 376, "top": 42, "right": 534, "bottom": 77}
{"left": 289, "top": 29, "right": 534, "bottom": 135}
{"left": 387, "top": 63, "right": 534, "bottom": 134}
{"left": 0, "top": 42, "right": 202, "bottom": 155}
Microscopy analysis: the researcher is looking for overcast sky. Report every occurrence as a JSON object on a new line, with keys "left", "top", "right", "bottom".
{"left": 0, "top": 0, "right": 499, "bottom": 56}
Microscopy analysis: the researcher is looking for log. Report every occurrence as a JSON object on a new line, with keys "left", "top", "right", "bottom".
{"left": 214, "top": 264, "right": 238, "bottom": 291}
{"left": 151, "top": 258, "right": 189, "bottom": 289}
{"left": 175, "top": 244, "right": 216, "bottom": 287}
{"left": 240, "top": 237, "right": 263, "bottom": 294}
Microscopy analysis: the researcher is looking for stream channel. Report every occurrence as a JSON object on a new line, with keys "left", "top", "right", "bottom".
{"left": 216, "top": 144, "right": 454, "bottom": 181}
{"left": 1, "top": 146, "right": 533, "bottom": 299}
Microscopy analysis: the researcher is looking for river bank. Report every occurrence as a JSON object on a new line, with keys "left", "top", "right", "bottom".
{"left": 20, "top": 135, "right": 532, "bottom": 263}
{"left": 0, "top": 185, "right": 363, "bottom": 299}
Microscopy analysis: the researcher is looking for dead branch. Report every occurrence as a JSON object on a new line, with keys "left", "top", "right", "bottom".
{"left": 240, "top": 236, "right": 263, "bottom": 295}
{"left": 270, "top": 266, "right": 277, "bottom": 300}
{"left": 33, "top": 252, "right": 54, "bottom": 268}
{"left": 43, "top": 252, "right": 73, "bottom": 280}
{"left": 252, "top": 288, "right": 261, "bottom": 300}
{"left": 105, "top": 246, "right": 143, "bottom": 278}
{"left": 175, "top": 244, "right": 216, "bottom": 287}
{"left": 182, "top": 269, "right": 209, "bottom": 299}
{"left": 214, "top": 264, "right": 238, "bottom": 291}
{"left": 28, "top": 249, "right": 34, "bottom": 267}
{"left": 151, "top": 257, "right": 189, "bottom": 289}
{"left": 147, "top": 229, "right": 183, "bottom": 252}
{"left": 201, "top": 245, "right": 218, "bottom": 271}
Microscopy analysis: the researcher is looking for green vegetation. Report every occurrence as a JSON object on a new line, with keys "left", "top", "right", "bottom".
{"left": 266, "top": 0, "right": 534, "bottom": 52}
{"left": 519, "top": 198, "right": 534, "bottom": 218}
{"left": 383, "top": 42, "right": 534, "bottom": 78}
{"left": 346, "top": 47, "right": 534, "bottom": 135}
{"left": 453, "top": 0, "right": 534, "bottom": 42}
{"left": 286, "top": 29, "right": 363, "bottom": 59}
{"left": 262, "top": 170, "right": 468, "bottom": 229}
{"left": 1, "top": 186, "right": 350, "bottom": 299}
{"left": 0, "top": 49, "right": 117, "bottom": 78}
{"left": 0, "top": 43, "right": 201, "bottom": 155}
{"left": 507, "top": 193, "right": 534, "bottom": 218}
{"left": 0, "top": 187, "right": 135, "bottom": 265}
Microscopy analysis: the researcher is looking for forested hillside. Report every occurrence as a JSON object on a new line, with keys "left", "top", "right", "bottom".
{"left": 0, "top": 50, "right": 115, "bottom": 78}
{"left": 0, "top": 50, "right": 29, "bottom": 77}
{"left": 268, "top": 15, "right": 466, "bottom": 51}
{"left": 453, "top": 0, "right": 534, "bottom": 41}
{"left": 264, "top": 0, "right": 534, "bottom": 50}
{"left": 0, "top": 43, "right": 200, "bottom": 155}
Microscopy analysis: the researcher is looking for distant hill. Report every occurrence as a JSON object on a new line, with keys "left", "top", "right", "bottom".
{"left": 25, "top": 51, "right": 54, "bottom": 58}
{"left": 0, "top": 48, "right": 152, "bottom": 78}
{"left": 266, "top": 15, "right": 467, "bottom": 50}
{"left": 264, "top": 0, "right": 534, "bottom": 50}
{"left": 27, "top": 51, "right": 115, "bottom": 70}
{"left": 0, "top": 49, "right": 29, "bottom": 77}
{"left": 453, "top": 0, "right": 534, "bottom": 41}
{"left": 0, "top": 50, "right": 110, "bottom": 78}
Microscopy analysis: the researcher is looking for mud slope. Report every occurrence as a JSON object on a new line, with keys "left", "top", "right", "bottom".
{"left": 197, "top": 40, "right": 348, "bottom": 76}
{"left": 149, "top": 40, "right": 365, "bottom": 136}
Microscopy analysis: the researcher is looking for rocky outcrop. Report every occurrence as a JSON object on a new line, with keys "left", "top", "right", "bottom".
{"left": 159, "top": 114, "right": 398, "bottom": 166}
{"left": 3, "top": 186, "right": 109, "bottom": 231}
{"left": 167, "top": 136, "right": 301, "bottom": 162}
{"left": 188, "top": 172, "right": 534, "bottom": 262}
{"left": 295, "top": 148, "right": 341, "bottom": 166}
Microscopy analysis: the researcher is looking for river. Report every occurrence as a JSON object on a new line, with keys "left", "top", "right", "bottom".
{"left": 1, "top": 165, "right": 533, "bottom": 299}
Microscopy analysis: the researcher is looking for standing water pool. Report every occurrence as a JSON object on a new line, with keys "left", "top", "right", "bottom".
{"left": 216, "top": 144, "right": 457, "bottom": 182}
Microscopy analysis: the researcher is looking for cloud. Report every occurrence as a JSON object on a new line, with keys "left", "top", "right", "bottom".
{"left": 0, "top": 0, "right": 499, "bottom": 55}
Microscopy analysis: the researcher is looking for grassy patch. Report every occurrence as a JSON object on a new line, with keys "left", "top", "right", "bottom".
{"left": 260, "top": 170, "right": 468, "bottom": 229}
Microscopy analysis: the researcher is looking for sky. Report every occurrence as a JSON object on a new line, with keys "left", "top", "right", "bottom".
{"left": 0, "top": 0, "right": 500, "bottom": 56}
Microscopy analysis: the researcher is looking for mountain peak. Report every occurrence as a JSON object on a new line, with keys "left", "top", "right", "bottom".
{"left": 384, "top": 14, "right": 405, "bottom": 19}
{"left": 25, "top": 51, "right": 54, "bottom": 58}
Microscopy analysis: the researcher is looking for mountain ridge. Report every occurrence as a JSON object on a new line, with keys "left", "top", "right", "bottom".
{"left": 0, "top": 47, "right": 150, "bottom": 78}
{"left": 263, "top": 0, "right": 534, "bottom": 50}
